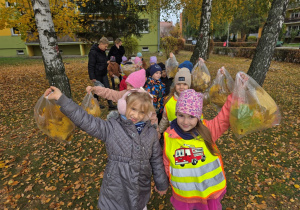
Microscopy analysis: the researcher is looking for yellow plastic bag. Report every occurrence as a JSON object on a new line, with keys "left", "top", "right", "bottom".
{"left": 34, "top": 95, "right": 75, "bottom": 142}
{"left": 165, "top": 55, "right": 178, "bottom": 78}
{"left": 209, "top": 67, "right": 234, "bottom": 109}
{"left": 122, "top": 64, "right": 136, "bottom": 76}
{"left": 81, "top": 93, "right": 101, "bottom": 117}
{"left": 229, "top": 72, "right": 281, "bottom": 139}
{"left": 191, "top": 60, "right": 211, "bottom": 92}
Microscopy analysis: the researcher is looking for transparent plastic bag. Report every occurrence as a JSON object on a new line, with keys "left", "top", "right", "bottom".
{"left": 209, "top": 67, "right": 234, "bottom": 109}
{"left": 94, "top": 80, "right": 104, "bottom": 87}
{"left": 34, "top": 95, "right": 75, "bottom": 142}
{"left": 114, "top": 76, "right": 120, "bottom": 85}
{"left": 165, "top": 55, "right": 178, "bottom": 78}
{"left": 122, "top": 64, "right": 136, "bottom": 76}
{"left": 191, "top": 60, "right": 211, "bottom": 92}
{"left": 229, "top": 71, "right": 281, "bottom": 139}
{"left": 81, "top": 93, "right": 101, "bottom": 117}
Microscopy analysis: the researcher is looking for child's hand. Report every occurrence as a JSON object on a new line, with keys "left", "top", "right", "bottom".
{"left": 44, "top": 86, "right": 62, "bottom": 101}
{"left": 86, "top": 86, "right": 93, "bottom": 93}
{"left": 154, "top": 186, "right": 167, "bottom": 196}
{"left": 220, "top": 66, "right": 225, "bottom": 74}
{"left": 199, "top": 57, "right": 205, "bottom": 63}
{"left": 157, "top": 131, "right": 161, "bottom": 140}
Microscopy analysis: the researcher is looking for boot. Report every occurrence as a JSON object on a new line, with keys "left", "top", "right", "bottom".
{"left": 108, "top": 100, "right": 117, "bottom": 110}
{"left": 94, "top": 94, "right": 105, "bottom": 109}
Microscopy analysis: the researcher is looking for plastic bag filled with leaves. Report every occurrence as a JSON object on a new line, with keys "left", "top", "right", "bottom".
{"left": 209, "top": 67, "right": 234, "bottom": 109}
{"left": 81, "top": 93, "right": 101, "bottom": 117}
{"left": 165, "top": 55, "right": 178, "bottom": 78}
{"left": 229, "top": 72, "right": 281, "bottom": 139}
{"left": 191, "top": 60, "right": 211, "bottom": 92}
{"left": 114, "top": 76, "right": 120, "bottom": 85}
{"left": 34, "top": 95, "right": 75, "bottom": 142}
{"left": 122, "top": 64, "right": 136, "bottom": 76}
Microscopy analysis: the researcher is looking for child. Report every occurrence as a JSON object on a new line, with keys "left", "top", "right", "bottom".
{"left": 87, "top": 69, "right": 146, "bottom": 102}
{"left": 178, "top": 60, "right": 193, "bottom": 73}
{"left": 163, "top": 89, "right": 233, "bottom": 210}
{"left": 146, "top": 56, "right": 157, "bottom": 77}
{"left": 144, "top": 64, "right": 165, "bottom": 123}
{"left": 44, "top": 87, "right": 169, "bottom": 210}
{"left": 158, "top": 62, "right": 172, "bottom": 96}
{"left": 86, "top": 69, "right": 161, "bottom": 138}
{"left": 134, "top": 57, "right": 143, "bottom": 70}
{"left": 158, "top": 68, "right": 191, "bottom": 134}
{"left": 107, "top": 56, "right": 122, "bottom": 90}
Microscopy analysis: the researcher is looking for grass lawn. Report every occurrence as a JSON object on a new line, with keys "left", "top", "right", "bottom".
{"left": 0, "top": 52, "right": 299, "bottom": 209}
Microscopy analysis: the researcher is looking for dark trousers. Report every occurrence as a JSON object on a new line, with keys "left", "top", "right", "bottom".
{"left": 94, "top": 75, "right": 114, "bottom": 106}
{"left": 111, "top": 75, "right": 122, "bottom": 90}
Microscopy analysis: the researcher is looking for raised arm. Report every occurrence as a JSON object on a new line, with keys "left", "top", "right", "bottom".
{"left": 205, "top": 94, "right": 232, "bottom": 142}
{"left": 87, "top": 86, "right": 127, "bottom": 103}
{"left": 45, "top": 87, "right": 110, "bottom": 141}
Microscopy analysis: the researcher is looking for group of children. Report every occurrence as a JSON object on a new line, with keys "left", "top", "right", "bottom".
{"left": 44, "top": 54, "right": 249, "bottom": 210}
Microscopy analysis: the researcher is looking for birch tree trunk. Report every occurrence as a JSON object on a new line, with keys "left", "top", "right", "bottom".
{"left": 31, "top": 0, "right": 72, "bottom": 98}
{"left": 190, "top": 0, "right": 212, "bottom": 64}
{"left": 247, "top": 0, "right": 290, "bottom": 86}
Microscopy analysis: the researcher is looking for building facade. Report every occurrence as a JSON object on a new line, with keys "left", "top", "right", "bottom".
{"left": 285, "top": 1, "right": 300, "bottom": 43}
{"left": 0, "top": 0, "right": 160, "bottom": 57}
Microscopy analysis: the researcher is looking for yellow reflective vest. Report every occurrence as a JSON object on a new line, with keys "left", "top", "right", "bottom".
{"left": 165, "top": 96, "right": 177, "bottom": 122}
{"left": 164, "top": 132, "right": 226, "bottom": 199}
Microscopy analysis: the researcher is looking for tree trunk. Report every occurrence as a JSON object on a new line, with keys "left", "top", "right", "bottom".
{"left": 190, "top": 0, "right": 212, "bottom": 64}
{"left": 247, "top": 0, "right": 290, "bottom": 86}
{"left": 31, "top": 0, "right": 72, "bottom": 98}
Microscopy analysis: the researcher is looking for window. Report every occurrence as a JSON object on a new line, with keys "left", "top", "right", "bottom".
{"left": 135, "top": 0, "right": 147, "bottom": 5}
{"left": 142, "top": 47, "right": 149, "bottom": 52}
{"left": 11, "top": 27, "right": 20, "bottom": 36}
{"left": 16, "top": 50, "right": 24, "bottom": 55}
{"left": 139, "top": 19, "right": 149, "bottom": 33}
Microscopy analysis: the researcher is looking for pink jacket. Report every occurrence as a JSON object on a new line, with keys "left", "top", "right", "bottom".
{"left": 92, "top": 86, "right": 159, "bottom": 127}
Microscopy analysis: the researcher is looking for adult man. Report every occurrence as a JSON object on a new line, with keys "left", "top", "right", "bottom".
{"left": 88, "top": 37, "right": 116, "bottom": 110}
{"left": 108, "top": 38, "right": 125, "bottom": 65}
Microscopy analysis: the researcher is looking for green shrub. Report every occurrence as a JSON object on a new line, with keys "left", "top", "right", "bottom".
{"left": 123, "top": 37, "right": 139, "bottom": 57}
{"left": 247, "top": 36, "right": 257, "bottom": 42}
{"left": 212, "top": 47, "right": 300, "bottom": 64}
{"left": 161, "top": 36, "right": 178, "bottom": 58}
{"left": 174, "top": 38, "right": 185, "bottom": 54}
{"left": 214, "top": 42, "right": 258, "bottom": 47}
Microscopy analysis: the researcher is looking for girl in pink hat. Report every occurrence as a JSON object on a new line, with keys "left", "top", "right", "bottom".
{"left": 86, "top": 69, "right": 161, "bottom": 138}
{"left": 163, "top": 89, "right": 233, "bottom": 210}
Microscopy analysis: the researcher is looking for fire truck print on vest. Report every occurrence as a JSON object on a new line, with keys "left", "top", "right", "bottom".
{"left": 173, "top": 145, "right": 206, "bottom": 167}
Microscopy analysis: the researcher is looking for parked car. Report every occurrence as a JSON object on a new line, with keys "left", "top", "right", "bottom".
{"left": 192, "top": 40, "right": 197, "bottom": 45}
{"left": 276, "top": 41, "right": 284, "bottom": 47}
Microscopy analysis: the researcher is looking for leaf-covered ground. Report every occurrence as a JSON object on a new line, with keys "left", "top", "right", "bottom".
{"left": 0, "top": 52, "right": 299, "bottom": 210}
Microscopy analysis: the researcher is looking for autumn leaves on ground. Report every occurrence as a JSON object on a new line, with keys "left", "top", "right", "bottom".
{"left": 0, "top": 52, "right": 299, "bottom": 209}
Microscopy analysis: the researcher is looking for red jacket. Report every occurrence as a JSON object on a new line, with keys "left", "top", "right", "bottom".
{"left": 119, "top": 75, "right": 128, "bottom": 91}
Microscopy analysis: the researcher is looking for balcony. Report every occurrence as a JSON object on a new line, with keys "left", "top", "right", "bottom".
{"left": 285, "top": 17, "right": 300, "bottom": 24}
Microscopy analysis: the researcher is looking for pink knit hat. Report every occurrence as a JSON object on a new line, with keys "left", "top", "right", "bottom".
{"left": 125, "top": 69, "right": 146, "bottom": 88}
{"left": 176, "top": 89, "right": 203, "bottom": 119}
{"left": 134, "top": 57, "right": 141, "bottom": 64}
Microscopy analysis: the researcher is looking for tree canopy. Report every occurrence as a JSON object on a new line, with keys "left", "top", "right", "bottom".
{"left": 76, "top": 0, "right": 150, "bottom": 42}
{"left": 0, "top": 0, "right": 81, "bottom": 42}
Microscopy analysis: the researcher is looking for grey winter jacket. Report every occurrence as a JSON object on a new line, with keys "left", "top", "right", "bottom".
{"left": 56, "top": 95, "right": 169, "bottom": 210}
